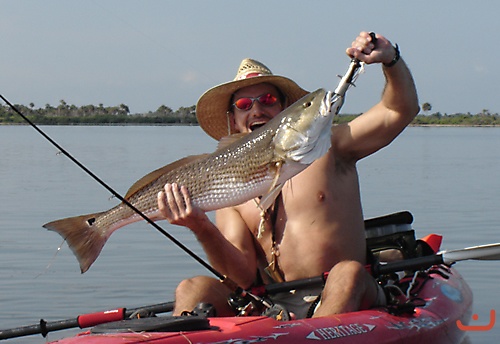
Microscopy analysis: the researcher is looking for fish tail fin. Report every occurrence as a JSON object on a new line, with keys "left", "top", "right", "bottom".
{"left": 43, "top": 212, "right": 108, "bottom": 273}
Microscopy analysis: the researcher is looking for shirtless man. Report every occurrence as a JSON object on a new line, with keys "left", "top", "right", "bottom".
{"left": 157, "top": 31, "right": 419, "bottom": 318}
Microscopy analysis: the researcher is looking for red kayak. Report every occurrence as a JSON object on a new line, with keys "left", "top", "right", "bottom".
{"left": 50, "top": 267, "right": 471, "bottom": 343}
{"left": 48, "top": 212, "right": 473, "bottom": 344}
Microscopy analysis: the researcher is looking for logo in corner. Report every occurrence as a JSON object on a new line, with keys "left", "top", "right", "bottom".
{"left": 457, "top": 310, "right": 496, "bottom": 332}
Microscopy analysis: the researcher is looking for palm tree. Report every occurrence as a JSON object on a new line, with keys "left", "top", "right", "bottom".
{"left": 422, "top": 102, "right": 432, "bottom": 115}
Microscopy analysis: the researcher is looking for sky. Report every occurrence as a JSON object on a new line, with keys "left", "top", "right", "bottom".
{"left": 1, "top": 0, "right": 499, "bottom": 115}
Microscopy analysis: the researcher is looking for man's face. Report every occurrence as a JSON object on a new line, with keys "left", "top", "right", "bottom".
{"left": 230, "top": 83, "right": 283, "bottom": 134}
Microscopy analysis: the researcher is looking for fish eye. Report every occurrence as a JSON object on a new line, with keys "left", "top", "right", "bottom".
{"left": 304, "top": 101, "right": 312, "bottom": 108}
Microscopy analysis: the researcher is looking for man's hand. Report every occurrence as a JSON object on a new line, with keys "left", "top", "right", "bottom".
{"left": 157, "top": 183, "right": 209, "bottom": 230}
{"left": 346, "top": 31, "right": 397, "bottom": 66}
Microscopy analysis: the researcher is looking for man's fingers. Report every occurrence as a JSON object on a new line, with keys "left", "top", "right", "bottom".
{"left": 180, "top": 185, "right": 192, "bottom": 212}
{"left": 171, "top": 183, "right": 186, "bottom": 210}
{"left": 165, "top": 183, "right": 181, "bottom": 215}
{"left": 158, "top": 190, "right": 172, "bottom": 218}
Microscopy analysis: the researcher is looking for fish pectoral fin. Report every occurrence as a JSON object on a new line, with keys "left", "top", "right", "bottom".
{"left": 257, "top": 160, "right": 284, "bottom": 213}
{"left": 256, "top": 183, "right": 284, "bottom": 239}
{"left": 258, "top": 183, "right": 284, "bottom": 212}
{"left": 256, "top": 160, "right": 284, "bottom": 238}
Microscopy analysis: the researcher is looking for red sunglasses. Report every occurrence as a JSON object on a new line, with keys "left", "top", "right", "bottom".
{"left": 232, "top": 93, "right": 279, "bottom": 111}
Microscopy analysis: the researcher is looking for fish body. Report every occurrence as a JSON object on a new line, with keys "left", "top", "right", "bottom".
{"left": 44, "top": 88, "right": 334, "bottom": 272}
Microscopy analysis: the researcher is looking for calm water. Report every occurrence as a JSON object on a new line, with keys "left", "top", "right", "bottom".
{"left": 1, "top": 125, "right": 499, "bottom": 343}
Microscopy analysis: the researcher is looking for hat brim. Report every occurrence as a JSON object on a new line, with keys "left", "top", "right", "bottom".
{"left": 196, "top": 75, "right": 309, "bottom": 140}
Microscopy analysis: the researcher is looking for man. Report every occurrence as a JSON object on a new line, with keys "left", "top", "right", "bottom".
{"left": 157, "top": 31, "right": 419, "bottom": 319}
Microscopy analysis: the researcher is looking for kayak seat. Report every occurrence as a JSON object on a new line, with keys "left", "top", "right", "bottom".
{"left": 364, "top": 211, "right": 422, "bottom": 264}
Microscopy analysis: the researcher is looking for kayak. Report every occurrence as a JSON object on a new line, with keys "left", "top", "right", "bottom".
{"left": 47, "top": 211, "right": 473, "bottom": 344}
{"left": 50, "top": 267, "right": 471, "bottom": 343}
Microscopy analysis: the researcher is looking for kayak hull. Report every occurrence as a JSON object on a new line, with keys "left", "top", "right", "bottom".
{"left": 50, "top": 265, "right": 472, "bottom": 344}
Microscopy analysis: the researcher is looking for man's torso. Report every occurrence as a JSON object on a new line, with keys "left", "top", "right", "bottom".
{"left": 232, "top": 151, "right": 367, "bottom": 282}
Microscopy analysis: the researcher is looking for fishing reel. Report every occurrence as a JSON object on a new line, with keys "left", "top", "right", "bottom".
{"left": 228, "top": 292, "right": 259, "bottom": 316}
{"left": 227, "top": 292, "right": 270, "bottom": 316}
{"left": 227, "top": 292, "right": 291, "bottom": 320}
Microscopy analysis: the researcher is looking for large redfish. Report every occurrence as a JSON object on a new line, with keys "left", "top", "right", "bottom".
{"left": 44, "top": 88, "right": 334, "bottom": 273}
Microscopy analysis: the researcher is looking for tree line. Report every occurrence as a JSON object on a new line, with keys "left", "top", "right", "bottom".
{"left": 1, "top": 100, "right": 499, "bottom": 126}
{"left": 0, "top": 101, "right": 197, "bottom": 125}
{"left": 335, "top": 112, "right": 500, "bottom": 126}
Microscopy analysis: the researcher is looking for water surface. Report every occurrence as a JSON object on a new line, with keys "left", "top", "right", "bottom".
{"left": 1, "top": 126, "right": 499, "bottom": 343}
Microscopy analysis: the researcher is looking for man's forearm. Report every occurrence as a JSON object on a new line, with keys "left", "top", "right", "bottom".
{"left": 381, "top": 57, "right": 420, "bottom": 122}
{"left": 193, "top": 221, "right": 257, "bottom": 289}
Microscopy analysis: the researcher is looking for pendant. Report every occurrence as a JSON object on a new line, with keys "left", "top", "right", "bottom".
{"left": 264, "top": 251, "right": 284, "bottom": 283}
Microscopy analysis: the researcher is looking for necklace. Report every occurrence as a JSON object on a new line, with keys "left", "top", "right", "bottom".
{"left": 262, "top": 193, "right": 284, "bottom": 283}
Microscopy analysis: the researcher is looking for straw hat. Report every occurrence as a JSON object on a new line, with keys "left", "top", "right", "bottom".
{"left": 196, "top": 58, "right": 309, "bottom": 140}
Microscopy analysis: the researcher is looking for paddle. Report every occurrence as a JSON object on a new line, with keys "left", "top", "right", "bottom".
{"left": 373, "top": 242, "right": 500, "bottom": 275}
{"left": 0, "top": 302, "right": 174, "bottom": 340}
{"left": 253, "top": 243, "right": 500, "bottom": 294}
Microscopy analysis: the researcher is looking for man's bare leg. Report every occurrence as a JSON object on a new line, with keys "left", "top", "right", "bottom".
{"left": 312, "top": 260, "right": 379, "bottom": 317}
{"left": 173, "top": 276, "right": 236, "bottom": 316}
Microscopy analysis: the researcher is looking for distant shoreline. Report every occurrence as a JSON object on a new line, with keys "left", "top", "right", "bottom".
{"left": 409, "top": 124, "right": 499, "bottom": 127}
{"left": 1, "top": 106, "right": 499, "bottom": 127}
{"left": 2, "top": 123, "right": 499, "bottom": 128}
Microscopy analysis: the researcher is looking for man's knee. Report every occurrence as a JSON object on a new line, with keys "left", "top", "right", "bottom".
{"left": 328, "top": 260, "right": 384, "bottom": 310}
{"left": 329, "top": 260, "right": 366, "bottom": 286}
{"left": 174, "top": 276, "right": 235, "bottom": 316}
{"left": 315, "top": 260, "right": 382, "bottom": 315}
{"left": 174, "top": 276, "right": 215, "bottom": 314}
{"left": 176, "top": 276, "right": 211, "bottom": 295}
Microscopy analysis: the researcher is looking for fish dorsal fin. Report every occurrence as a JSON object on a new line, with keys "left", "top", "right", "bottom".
{"left": 124, "top": 154, "right": 209, "bottom": 200}
{"left": 217, "top": 133, "right": 248, "bottom": 150}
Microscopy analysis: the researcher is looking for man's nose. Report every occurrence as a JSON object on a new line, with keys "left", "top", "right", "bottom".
{"left": 248, "top": 101, "right": 266, "bottom": 117}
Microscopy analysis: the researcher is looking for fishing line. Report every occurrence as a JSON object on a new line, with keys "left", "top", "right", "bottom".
{"left": 0, "top": 94, "right": 224, "bottom": 281}
{"left": 34, "top": 238, "right": 65, "bottom": 279}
